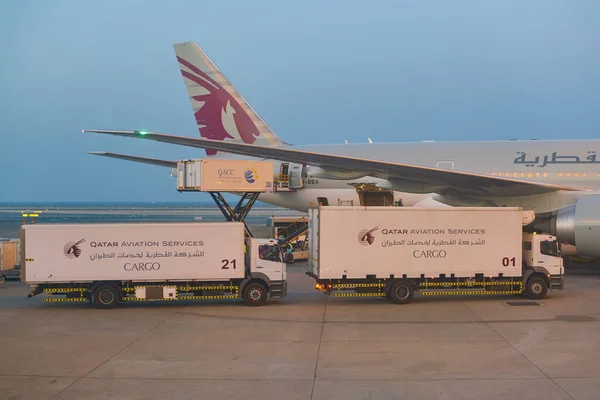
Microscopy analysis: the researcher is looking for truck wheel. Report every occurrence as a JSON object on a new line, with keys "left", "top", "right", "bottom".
{"left": 525, "top": 276, "right": 548, "bottom": 300}
{"left": 92, "top": 284, "right": 120, "bottom": 309}
{"left": 243, "top": 282, "right": 267, "bottom": 306}
{"left": 388, "top": 281, "right": 414, "bottom": 304}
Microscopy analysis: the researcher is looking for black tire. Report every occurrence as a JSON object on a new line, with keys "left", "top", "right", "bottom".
{"left": 243, "top": 282, "right": 268, "bottom": 306}
{"left": 525, "top": 276, "right": 548, "bottom": 299}
{"left": 92, "top": 284, "right": 120, "bottom": 309}
{"left": 387, "top": 280, "right": 414, "bottom": 304}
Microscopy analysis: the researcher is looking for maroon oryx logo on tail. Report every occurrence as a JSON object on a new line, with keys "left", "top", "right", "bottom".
{"left": 177, "top": 56, "right": 260, "bottom": 155}
{"left": 358, "top": 227, "right": 379, "bottom": 246}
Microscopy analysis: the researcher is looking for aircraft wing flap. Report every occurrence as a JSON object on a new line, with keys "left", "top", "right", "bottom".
{"left": 83, "top": 130, "right": 583, "bottom": 197}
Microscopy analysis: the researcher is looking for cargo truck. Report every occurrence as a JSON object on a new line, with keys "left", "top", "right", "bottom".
{"left": 307, "top": 206, "right": 563, "bottom": 303}
{"left": 21, "top": 222, "right": 286, "bottom": 308}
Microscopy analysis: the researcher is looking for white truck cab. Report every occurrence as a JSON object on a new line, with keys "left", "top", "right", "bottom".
{"left": 522, "top": 233, "right": 564, "bottom": 297}
{"left": 246, "top": 238, "right": 287, "bottom": 301}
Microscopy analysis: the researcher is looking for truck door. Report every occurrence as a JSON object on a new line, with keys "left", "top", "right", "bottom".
{"left": 288, "top": 163, "right": 304, "bottom": 189}
{"left": 522, "top": 239, "right": 533, "bottom": 269}
{"left": 538, "top": 238, "right": 563, "bottom": 275}
{"left": 279, "top": 163, "right": 290, "bottom": 189}
{"left": 256, "top": 242, "right": 284, "bottom": 282}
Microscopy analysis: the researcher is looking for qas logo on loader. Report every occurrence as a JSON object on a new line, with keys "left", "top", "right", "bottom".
{"left": 245, "top": 168, "right": 258, "bottom": 183}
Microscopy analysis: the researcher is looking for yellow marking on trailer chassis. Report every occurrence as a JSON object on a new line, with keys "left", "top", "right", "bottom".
{"left": 178, "top": 286, "right": 238, "bottom": 291}
{"left": 322, "top": 280, "right": 524, "bottom": 297}
{"left": 332, "top": 292, "right": 386, "bottom": 297}
{"left": 122, "top": 297, "right": 177, "bottom": 302}
{"left": 45, "top": 298, "right": 87, "bottom": 302}
{"left": 44, "top": 288, "right": 87, "bottom": 293}
{"left": 178, "top": 295, "right": 238, "bottom": 300}
{"left": 333, "top": 283, "right": 385, "bottom": 289}
{"left": 420, "top": 281, "right": 523, "bottom": 287}
{"left": 420, "top": 290, "right": 523, "bottom": 296}
{"left": 122, "top": 285, "right": 238, "bottom": 292}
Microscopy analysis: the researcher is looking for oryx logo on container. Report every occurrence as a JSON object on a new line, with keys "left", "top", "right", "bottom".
{"left": 357, "top": 227, "right": 378, "bottom": 246}
{"left": 64, "top": 239, "right": 86, "bottom": 259}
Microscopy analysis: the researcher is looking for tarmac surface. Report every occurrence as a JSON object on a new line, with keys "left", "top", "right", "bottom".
{"left": 1, "top": 263, "right": 600, "bottom": 400}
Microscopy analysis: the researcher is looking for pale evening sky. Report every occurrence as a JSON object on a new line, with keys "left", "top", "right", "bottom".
{"left": 1, "top": 0, "right": 599, "bottom": 202}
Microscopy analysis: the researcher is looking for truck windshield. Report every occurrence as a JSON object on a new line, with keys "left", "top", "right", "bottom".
{"left": 540, "top": 240, "right": 559, "bottom": 257}
{"left": 259, "top": 244, "right": 281, "bottom": 262}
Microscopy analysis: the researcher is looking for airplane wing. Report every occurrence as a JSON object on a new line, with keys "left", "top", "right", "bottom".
{"left": 83, "top": 130, "right": 583, "bottom": 197}
{"left": 88, "top": 152, "right": 177, "bottom": 168}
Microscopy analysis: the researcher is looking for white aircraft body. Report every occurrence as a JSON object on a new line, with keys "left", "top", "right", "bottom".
{"left": 85, "top": 42, "right": 600, "bottom": 258}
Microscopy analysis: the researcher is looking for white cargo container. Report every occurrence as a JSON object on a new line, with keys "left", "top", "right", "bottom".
{"left": 21, "top": 222, "right": 286, "bottom": 308}
{"left": 177, "top": 159, "right": 274, "bottom": 192}
{"left": 308, "top": 206, "right": 563, "bottom": 303}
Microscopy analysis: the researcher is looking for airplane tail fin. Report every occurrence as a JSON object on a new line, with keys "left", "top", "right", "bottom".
{"left": 173, "top": 42, "right": 285, "bottom": 156}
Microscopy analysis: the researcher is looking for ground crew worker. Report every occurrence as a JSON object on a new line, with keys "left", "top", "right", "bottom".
{"left": 285, "top": 243, "right": 294, "bottom": 264}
